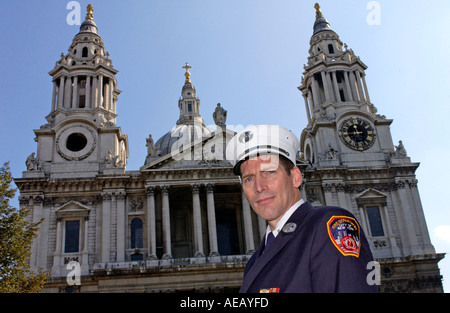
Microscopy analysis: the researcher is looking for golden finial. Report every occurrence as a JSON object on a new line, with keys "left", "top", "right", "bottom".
{"left": 314, "top": 3, "right": 323, "bottom": 19}
{"left": 86, "top": 4, "right": 94, "bottom": 20}
{"left": 182, "top": 62, "right": 192, "bottom": 83}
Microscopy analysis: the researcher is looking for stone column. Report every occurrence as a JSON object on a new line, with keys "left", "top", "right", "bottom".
{"left": 311, "top": 75, "right": 321, "bottom": 107}
{"left": 394, "top": 179, "right": 420, "bottom": 255}
{"left": 83, "top": 216, "right": 89, "bottom": 253}
{"left": 51, "top": 217, "right": 63, "bottom": 276}
{"left": 58, "top": 75, "right": 65, "bottom": 109}
{"left": 51, "top": 80, "right": 57, "bottom": 111}
{"left": 86, "top": 75, "right": 91, "bottom": 108}
{"left": 206, "top": 184, "right": 219, "bottom": 256}
{"left": 331, "top": 71, "right": 341, "bottom": 103}
{"left": 115, "top": 191, "right": 126, "bottom": 262}
{"left": 303, "top": 94, "right": 312, "bottom": 124}
{"left": 108, "top": 79, "right": 114, "bottom": 111}
{"left": 101, "top": 192, "right": 112, "bottom": 263}
{"left": 191, "top": 184, "right": 204, "bottom": 257}
{"left": 307, "top": 90, "right": 315, "bottom": 110}
{"left": 335, "top": 183, "right": 348, "bottom": 208}
{"left": 241, "top": 191, "right": 255, "bottom": 254}
{"left": 355, "top": 71, "right": 365, "bottom": 102}
{"left": 81, "top": 216, "right": 89, "bottom": 274}
{"left": 361, "top": 73, "right": 371, "bottom": 103}
{"left": 358, "top": 204, "right": 369, "bottom": 237}
{"left": 36, "top": 196, "right": 49, "bottom": 269}
{"left": 382, "top": 202, "right": 401, "bottom": 256}
{"left": 344, "top": 71, "right": 354, "bottom": 102}
{"left": 408, "top": 179, "right": 435, "bottom": 254}
{"left": 161, "top": 185, "right": 172, "bottom": 259}
{"left": 146, "top": 186, "right": 157, "bottom": 259}
{"left": 322, "top": 183, "right": 335, "bottom": 206}
{"left": 30, "top": 196, "right": 43, "bottom": 270}
{"left": 103, "top": 79, "right": 110, "bottom": 111}
{"left": 71, "top": 76, "right": 78, "bottom": 109}
{"left": 97, "top": 74, "right": 103, "bottom": 108}
{"left": 64, "top": 76, "right": 72, "bottom": 109}
{"left": 349, "top": 71, "right": 359, "bottom": 102}
{"left": 92, "top": 76, "right": 98, "bottom": 108}
{"left": 321, "top": 71, "right": 331, "bottom": 102}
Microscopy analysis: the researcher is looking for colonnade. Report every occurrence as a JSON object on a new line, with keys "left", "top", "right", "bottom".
{"left": 141, "top": 184, "right": 260, "bottom": 260}
{"left": 51, "top": 73, "right": 116, "bottom": 112}
{"left": 303, "top": 69, "right": 371, "bottom": 122}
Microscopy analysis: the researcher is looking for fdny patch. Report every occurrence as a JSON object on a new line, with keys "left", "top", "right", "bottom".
{"left": 326, "top": 216, "right": 361, "bottom": 257}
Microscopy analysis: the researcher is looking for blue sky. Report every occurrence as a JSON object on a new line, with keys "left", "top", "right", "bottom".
{"left": 1, "top": 0, "right": 449, "bottom": 292}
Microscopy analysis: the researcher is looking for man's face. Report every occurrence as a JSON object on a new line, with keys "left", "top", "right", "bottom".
{"left": 240, "top": 155, "right": 302, "bottom": 230}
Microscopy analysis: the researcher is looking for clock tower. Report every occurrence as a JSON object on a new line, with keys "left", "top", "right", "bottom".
{"left": 26, "top": 4, "right": 128, "bottom": 179}
{"left": 298, "top": 4, "right": 444, "bottom": 292}
{"left": 299, "top": 3, "right": 385, "bottom": 167}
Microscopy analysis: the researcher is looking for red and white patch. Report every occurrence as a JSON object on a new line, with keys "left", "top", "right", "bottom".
{"left": 326, "top": 216, "right": 361, "bottom": 257}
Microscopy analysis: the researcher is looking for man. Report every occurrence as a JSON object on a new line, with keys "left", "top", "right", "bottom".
{"left": 226, "top": 125, "right": 378, "bottom": 293}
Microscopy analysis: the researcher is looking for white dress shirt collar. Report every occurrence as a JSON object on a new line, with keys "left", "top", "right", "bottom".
{"left": 265, "top": 199, "right": 305, "bottom": 243}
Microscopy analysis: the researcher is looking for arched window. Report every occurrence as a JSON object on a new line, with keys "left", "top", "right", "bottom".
{"left": 328, "top": 44, "right": 335, "bottom": 54}
{"left": 130, "top": 218, "right": 143, "bottom": 249}
{"left": 82, "top": 47, "right": 88, "bottom": 58}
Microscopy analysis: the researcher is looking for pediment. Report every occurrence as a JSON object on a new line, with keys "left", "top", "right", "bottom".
{"left": 55, "top": 200, "right": 90, "bottom": 217}
{"left": 354, "top": 188, "right": 387, "bottom": 200}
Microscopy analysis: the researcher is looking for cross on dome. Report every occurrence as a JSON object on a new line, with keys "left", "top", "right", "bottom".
{"left": 182, "top": 62, "right": 192, "bottom": 83}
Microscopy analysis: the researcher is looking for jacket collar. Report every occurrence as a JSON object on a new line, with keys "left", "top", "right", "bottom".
{"left": 240, "top": 201, "right": 314, "bottom": 293}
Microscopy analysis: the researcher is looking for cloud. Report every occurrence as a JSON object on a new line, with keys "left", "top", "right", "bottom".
{"left": 434, "top": 225, "right": 450, "bottom": 245}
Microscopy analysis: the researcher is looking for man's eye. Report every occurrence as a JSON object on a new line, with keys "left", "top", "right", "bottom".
{"left": 244, "top": 176, "right": 254, "bottom": 183}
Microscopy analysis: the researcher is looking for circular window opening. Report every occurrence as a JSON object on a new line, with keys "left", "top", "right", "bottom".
{"left": 66, "top": 133, "right": 87, "bottom": 152}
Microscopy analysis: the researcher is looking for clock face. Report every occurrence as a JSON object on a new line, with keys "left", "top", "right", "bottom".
{"left": 339, "top": 118, "right": 376, "bottom": 151}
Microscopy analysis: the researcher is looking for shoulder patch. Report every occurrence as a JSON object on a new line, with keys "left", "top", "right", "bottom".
{"left": 326, "top": 216, "right": 361, "bottom": 257}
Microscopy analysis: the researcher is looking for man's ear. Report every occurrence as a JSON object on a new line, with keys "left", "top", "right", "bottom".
{"left": 291, "top": 166, "right": 302, "bottom": 188}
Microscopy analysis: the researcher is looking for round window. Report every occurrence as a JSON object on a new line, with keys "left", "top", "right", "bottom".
{"left": 66, "top": 133, "right": 87, "bottom": 152}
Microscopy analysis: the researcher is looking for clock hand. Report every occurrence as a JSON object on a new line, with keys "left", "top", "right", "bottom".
{"left": 351, "top": 125, "right": 362, "bottom": 135}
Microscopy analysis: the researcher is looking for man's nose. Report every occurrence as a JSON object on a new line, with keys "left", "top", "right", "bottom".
{"left": 255, "top": 175, "right": 267, "bottom": 193}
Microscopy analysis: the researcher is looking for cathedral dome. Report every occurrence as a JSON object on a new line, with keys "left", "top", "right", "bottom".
{"left": 155, "top": 124, "right": 212, "bottom": 157}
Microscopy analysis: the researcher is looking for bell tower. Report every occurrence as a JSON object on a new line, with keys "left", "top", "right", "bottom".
{"left": 299, "top": 3, "right": 387, "bottom": 167}
{"left": 298, "top": 4, "right": 444, "bottom": 292}
{"left": 26, "top": 4, "right": 128, "bottom": 178}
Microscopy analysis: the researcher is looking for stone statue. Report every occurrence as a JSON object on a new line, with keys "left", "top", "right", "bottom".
{"left": 326, "top": 143, "right": 338, "bottom": 160}
{"left": 146, "top": 134, "right": 161, "bottom": 157}
{"left": 213, "top": 103, "right": 227, "bottom": 126}
{"left": 395, "top": 140, "right": 407, "bottom": 158}
{"left": 26, "top": 152, "right": 41, "bottom": 171}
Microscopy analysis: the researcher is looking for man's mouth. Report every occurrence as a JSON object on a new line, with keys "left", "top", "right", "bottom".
{"left": 256, "top": 196, "right": 275, "bottom": 205}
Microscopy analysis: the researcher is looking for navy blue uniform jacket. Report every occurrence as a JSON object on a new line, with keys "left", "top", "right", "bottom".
{"left": 240, "top": 201, "right": 378, "bottom": 293}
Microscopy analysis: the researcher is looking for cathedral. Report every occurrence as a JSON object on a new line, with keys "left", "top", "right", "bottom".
{"left": 14, "top": 4, "right": 444, "bottom": 292}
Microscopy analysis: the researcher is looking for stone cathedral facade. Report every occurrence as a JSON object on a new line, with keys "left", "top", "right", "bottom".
{"left": 15, "top": 5, "right": 444, "bottom": 292}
